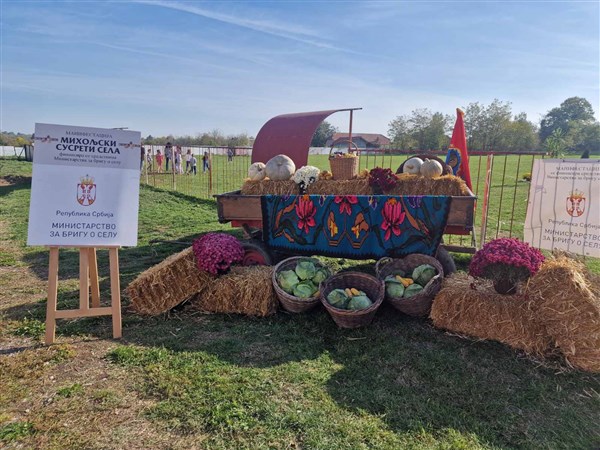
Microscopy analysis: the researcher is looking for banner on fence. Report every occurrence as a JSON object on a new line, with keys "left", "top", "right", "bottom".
{"left": 524, "top": 159, "right": 600, "bottom": 257}
{"left": 27, "top": 123, "right": 141, "bottom": 246}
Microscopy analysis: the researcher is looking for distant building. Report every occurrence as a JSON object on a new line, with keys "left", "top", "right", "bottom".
{"left": 327, "top": 133, "right": 391, "bottom": 150}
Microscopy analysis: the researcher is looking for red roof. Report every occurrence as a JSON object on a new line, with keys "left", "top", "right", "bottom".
{"left": 330, "top": 133, "right": 390, "bottom": 146}
{"left": 252, "top": 109, "right": 356, "bottom": 168}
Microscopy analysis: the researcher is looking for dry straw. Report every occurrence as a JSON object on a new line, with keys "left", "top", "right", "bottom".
{"left": 527, "top": 255, "right": 600, "bottom": 372}
{"left": 390, "top": 174, "right": 471, "bottom": 196}
{"left": 191, "top": 265, "right": 277, "bottom": 317}
{"left": 241, "top": 175, "right": 470, "bottom": 197}
{"left": 430, "top": 273, "right": 554, "bottom": 356}
{"left": 126, "top": 247, "right": 212, "bottom": 316}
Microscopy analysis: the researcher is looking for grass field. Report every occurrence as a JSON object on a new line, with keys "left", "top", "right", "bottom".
{"left": 1, "top": 158, "right": 599, "bottom": 449}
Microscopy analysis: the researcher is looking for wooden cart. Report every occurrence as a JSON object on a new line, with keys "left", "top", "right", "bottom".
{"left": 215, "top": 108, "right": 477, "bottom": 272}
{"left": 215, "top": 190, "right": 476, "bottom": 271}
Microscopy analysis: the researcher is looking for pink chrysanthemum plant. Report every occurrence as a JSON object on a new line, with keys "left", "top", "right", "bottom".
{"left": 192, "top": 233, "right": 244, "bottom": 275}
{"left": 468, "top": 238, "right": 545, "bottom": 294}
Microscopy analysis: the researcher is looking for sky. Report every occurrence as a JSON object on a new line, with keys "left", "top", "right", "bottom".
{"left": 1, "top": 0, "right": 599, "bottom": 138}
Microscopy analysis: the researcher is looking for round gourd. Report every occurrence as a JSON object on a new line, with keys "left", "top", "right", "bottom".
{"left": 265, "top": 154, "right": 296, "bottom": 181}
{"left": 420, "top": 158, "right": 443, "bottom": 178}
{"left": 402, "top": 157, "right": 423, "bottom": 175}
{"left": 248, "top": 162, "right": 266, "bottom": 181}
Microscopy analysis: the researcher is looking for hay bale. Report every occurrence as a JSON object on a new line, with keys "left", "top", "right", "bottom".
{"left": 430, "top": 273, "right": 553, "bottom": 356}
{"left": 190, "top": 265, "right": 277, "bottom": 317}
{"left": 241, "top": 180, "right": 296, "bottom": 195}
{"left": 527, "top": 256, "right": 600, "bottom": 372}
{"left": 126, "top": 247, "right": 212, "bottom": 315}
{"left": 390, "top": 174, "right": 471, "bottom": 196}
{"left": 241, "top": 175, "right": 471, "bottom": 197}
{"left": 309, "top": 179, "right": 372, "bottom": 195}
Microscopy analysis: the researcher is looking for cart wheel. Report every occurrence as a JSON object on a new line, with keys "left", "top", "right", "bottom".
{"left": 241, "top": 241, "right": 273, "bottom": 266}
{"left": 436, "top": 246, "right": 456, "bottom": 276}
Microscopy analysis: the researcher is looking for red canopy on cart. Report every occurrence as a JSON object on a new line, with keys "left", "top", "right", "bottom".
{"left": 251, "top": 108, "right": 359, "bottom": 168}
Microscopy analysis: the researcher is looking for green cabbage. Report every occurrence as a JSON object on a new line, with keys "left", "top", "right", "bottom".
{"left": 312, "top": 268, "right": 329, "bottom": 284}
{"left": 277, "top": 270, "right": 299, "bottom": 294}
{"left": 348, "top": 295, "right": 373, "bottom": 310}
{"left": 295, "top": 261, "right": 317, "bottom": 280}
{"left": 385, "top": 280, "right": 405, "bottom": 298}
{"left": 412, "top": 264, "right": 437, "bottom": 286}
{"left": 327, "top": 288, "right": 349, "bottom": 308}
{"left": 392, "top": 269, "right": 406, "bottom": 278}
{"left": 293, "top": 281, "right": 318, "bottom": 298}
{"left": 403, "top": 283, "right": 424, "bottom": 298}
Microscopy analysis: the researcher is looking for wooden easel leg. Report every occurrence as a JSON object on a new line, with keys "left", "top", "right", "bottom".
{"left": 45, "top": 247, "right": 59, "bottom": 345}
{"left": 79, "top": 248, "right": 90, "bottom": 311}
{"left": 109, "top": 248, "right": 122, "bottom": 339}
{"left": 88, "top": 248, "right": 100, "bottom": 308}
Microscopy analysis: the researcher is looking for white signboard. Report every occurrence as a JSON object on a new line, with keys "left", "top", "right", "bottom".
{"left": 524, "top": 159, "right": 600, "bottom": 257}
{"left": 27, "top": 123, "right": 141, "bottom": 247}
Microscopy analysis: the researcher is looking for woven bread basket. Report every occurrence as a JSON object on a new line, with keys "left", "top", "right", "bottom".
{"left": 329, "top": 140, "right": 359, "bottom": 180}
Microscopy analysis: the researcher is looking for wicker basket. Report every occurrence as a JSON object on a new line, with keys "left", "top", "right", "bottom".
{"left": 329, "top": 140, "right": 359, "bottom": 180}
{"left": 320, "top": 272, "right": 384, "bottom": 328}
{"left": 272, "top": 256, "right": 331, "bottom": 313}
{"left": 375, "top": 254, "right": 444, "bottom": 318}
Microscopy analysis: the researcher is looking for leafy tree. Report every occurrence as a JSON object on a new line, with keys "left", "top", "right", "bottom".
{"left": 483, "top": 99, "right": 512, "bottom": 151}
{"left": 539, "top": 97, "right": 595, "bottom": 142}
{"left": 388, "top": 109, "right": 450, "bottom": 151}
{"left": 388, "top": 116, "right": 414, "bottom": 149}
{"left": 311, "top": 121, "right": 338, "bottom": 147}
{"left": 565, "top": 121, "right": 600, "bottom": 155}
{"left": 504, "top": 113, "right": 539, "bottom": 152}
{"left": 545, "top": 128, "right": 566, "bottom": 158}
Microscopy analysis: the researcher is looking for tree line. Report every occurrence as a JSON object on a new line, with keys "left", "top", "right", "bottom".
{"left": 3, "top": 97, "right": 598, "bottom": 155}
{"left": 387, "top": 97, "right": 599, "bottom": 155}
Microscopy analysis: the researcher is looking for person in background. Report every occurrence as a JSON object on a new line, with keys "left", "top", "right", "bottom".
{"left": 165, "top": 142, "right": 173, "bottom": 172}
{"left": 175, "top": 146, "right": 183, "bottom": 174}
{"left": 185, "top": 149, "right": 192, "bottom": 174}
{"left": 202, "top": 151, "right": 210, "bottom": 173}
{"left": 155, "top": 149, "right": 163, "bottom": 172}
{"left": 140, "top": 146, "right": 145, "bottom": 172}
{"left": 191, "top": 154, "right": 197, "bottom": 175}
{"left": 227, "top": 145, "right": 234, "bottom": 162}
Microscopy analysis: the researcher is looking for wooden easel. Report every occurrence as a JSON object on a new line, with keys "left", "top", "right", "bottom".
{"left": 45, "top": 246, "right": 121, "bottom": 344}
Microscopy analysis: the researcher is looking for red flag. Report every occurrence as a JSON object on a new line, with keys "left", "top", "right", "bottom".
{"left": 446, "top": 108, "right": 472, "bottom": 190}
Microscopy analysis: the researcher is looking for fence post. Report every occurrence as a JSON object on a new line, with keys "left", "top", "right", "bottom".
{"left": 209, "top": 149, "right": 213, "bottom": 196}
{"left": 480, "top": 154, "right": 494, "bottom": 247}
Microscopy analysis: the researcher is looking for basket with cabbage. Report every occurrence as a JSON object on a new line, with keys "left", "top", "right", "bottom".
{"left": 273, "top": 257, "right": 332, "bottom": 312}
{"left": 320, "top": 271, "right": 385, "bottom": 328}
{"left": 375, "top": 255, "right": 444, "bottom": 318}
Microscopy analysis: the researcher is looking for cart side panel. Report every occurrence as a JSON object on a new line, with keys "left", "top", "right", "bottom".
{"left": 215, "top": 192, "right": 262, "bottom": 223}
{"left": 445, "top": 196, "right": 475, "bottom": 230}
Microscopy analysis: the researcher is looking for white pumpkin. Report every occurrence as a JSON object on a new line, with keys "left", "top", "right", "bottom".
{"left": 248, "top": 162, "right": 266, "bottom": 181}
{"left": 402, "top": 157, "right": 423, "bottom": 175}
{"left": 265, "top": 154, "right": 296, "bottom": 181}
{"left": 420, "top": 158, "right": 443, "bottom": 178}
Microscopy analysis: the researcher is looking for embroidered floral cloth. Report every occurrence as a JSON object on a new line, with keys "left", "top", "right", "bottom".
{"left": 261, "top": 195, "right": 452, "bottom": 259}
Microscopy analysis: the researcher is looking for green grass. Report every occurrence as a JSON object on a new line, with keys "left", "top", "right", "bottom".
{"left": 0, "top": 421, "right": 36, "bottom": 443}
{"left": 1, "top": 160, "right": 600, "bottom": 449}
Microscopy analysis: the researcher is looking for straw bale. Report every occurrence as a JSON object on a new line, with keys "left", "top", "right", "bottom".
{"left": 430, "top": 273, "right": 553, "bottom": 356}
{"left": 309, "top": 179, "right": 372, "bottom": 195}
{"left": 126, "top": 247, "right": 212, "bottom": 316}
{"left": 191, "top": 265, "right": 277, "bottom": 317}
{"left": 240, "top": 175, "right": 470, "bottom": 197}
{"left": 527, "top": 256, "right": 600, "bottom": 372}
{"left": 390, "top": 174, "right": 471, "bottom": 196}
{"left": 240, "top": 180, "right": 296, "bottom": 195}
